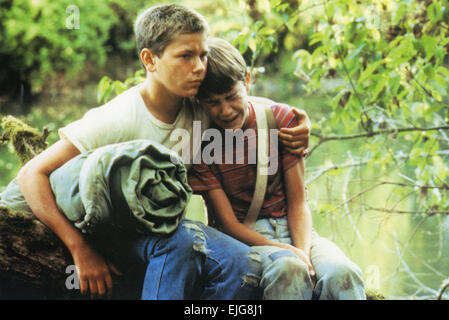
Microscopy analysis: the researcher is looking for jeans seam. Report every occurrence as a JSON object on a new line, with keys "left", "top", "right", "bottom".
{"left": 154, "top": 252, "right": 168, "bottom": 299}
{"left": 204, "top": 253, "right": 225, "bottom": 296}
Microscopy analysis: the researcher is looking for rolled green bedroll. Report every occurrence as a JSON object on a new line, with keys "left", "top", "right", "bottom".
{"left": 0, "top": 140, "right": 192, "bottom": 235}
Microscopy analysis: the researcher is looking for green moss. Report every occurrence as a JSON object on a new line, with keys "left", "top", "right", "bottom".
{"left": 365, "top": 288, "right": 387, "bottom": 300}
{"left": 0, "top": 115, "right": 49, "bottom": 165}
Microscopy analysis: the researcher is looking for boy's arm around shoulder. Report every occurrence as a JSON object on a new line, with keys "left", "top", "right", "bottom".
{"left": 248, "top": 96, "right": 311, "bottom": 156}
{"left": 17, "top": 139, "right": 119, "bottom": 298}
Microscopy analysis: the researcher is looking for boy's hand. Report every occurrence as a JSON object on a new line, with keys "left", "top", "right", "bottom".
{"left": 279, "top": 108, "right": 311, "bottom": 157}
{"left": 279, "top": 243, "right": 315, "bottom": 279}
{"left": 72, "top": 242, "right": 122, "bottom": 299}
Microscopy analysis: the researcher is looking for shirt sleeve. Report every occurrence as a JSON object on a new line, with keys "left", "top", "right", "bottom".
{"left": 58, "top": 106, "right": 121, "bottom": 153}
{"left": 58, "top": 91, "right": 138, "bottom": 153}
{"left": 271, "top": 104, "right": 301, "bottom": 171}
{"left": 188, "top": 164, "right": 222, "bottom": 193}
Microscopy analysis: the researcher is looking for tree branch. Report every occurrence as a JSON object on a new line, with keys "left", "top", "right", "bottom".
{"left": 309, "top": 125, "right": 449, "bottom": 155}
{"left": 364, "top": 205, "right": 449, "bottom": 215}
{"left": 437, "top": 278, "right": 449, "bottom": 300}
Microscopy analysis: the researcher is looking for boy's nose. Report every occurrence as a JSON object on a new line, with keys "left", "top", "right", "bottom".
{"left": 193, "top": 57, "right": 206, "bottom": 73}
{"left": 220, "top": 103, "right": 234, "bottom": 118}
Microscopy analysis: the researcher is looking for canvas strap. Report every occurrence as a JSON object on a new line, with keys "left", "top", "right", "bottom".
{"left": 243, "top": 97, "right": 281, "bottom": 228}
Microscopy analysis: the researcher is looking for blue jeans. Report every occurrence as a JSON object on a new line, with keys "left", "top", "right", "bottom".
{"left": 252, "top": 217, "right": 366, "bottom": 300}
{"left": 115, "top": 219, "right": 263, "bottom": 300}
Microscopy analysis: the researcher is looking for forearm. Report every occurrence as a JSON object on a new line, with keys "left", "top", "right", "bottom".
{"left": 220, "top": 218, "right": 280, "bottom": 248}
{"left": 206, "top": 188, "right": 301, "bottom": 252}
{"left": 284, "top": 159, "right": 312, "bottom": 255}
{"left": 16, "top": 139, "right": 117, "bottom": 297}
{"left": 288, "top": 203, "right": 312, "bottom": 255}
{"left": 17, "top": 139, "right": 87, "bottom": 255}
{"left": 17, "top": 167, "right": 88, "bottom": 254}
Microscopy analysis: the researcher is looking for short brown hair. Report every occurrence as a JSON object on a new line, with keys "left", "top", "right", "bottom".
{"left": 135, "top": 4, "right": 209, "bottom": 57}
{"left": 198, "top": 38, "right": 247, "bottom": 98}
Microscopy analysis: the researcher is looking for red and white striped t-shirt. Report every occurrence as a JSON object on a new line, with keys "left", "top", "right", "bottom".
{"left": 188, "top": 101, "right": 300, "bottom": 223}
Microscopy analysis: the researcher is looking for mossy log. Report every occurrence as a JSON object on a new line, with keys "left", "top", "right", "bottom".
{"left": 0, "top": 116, "right": 140, "bottom": 299}
{"left": 0, "top": 115, "right": 49, "bottom": 165}
{"left": 0, "top": 206, "right": 79, "bottom": 299}
{"left": 0, "top": 205, "right": 141, "bottom": 299}
{"left": 0, "top": 116, "right": 82, "bottom": 298}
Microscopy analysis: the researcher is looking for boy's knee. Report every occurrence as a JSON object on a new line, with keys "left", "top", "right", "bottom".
{"left": 264, "top": 255, "right": 310, "bottom": 284}
{"left": 319, "top": 262, "right": 365, "bottom": 296}
{"left": 278, "top": 256, "right": 308, "bottom": 275}
{"left": 262, "top": 256, "right": 313, "bottom": 300}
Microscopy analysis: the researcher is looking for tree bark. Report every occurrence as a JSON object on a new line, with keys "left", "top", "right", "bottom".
{"left": 0, "top": 206, "right": 81, "bottom": 299}
{"left": 0, "top": 206, "right": 141, "bottom": 299}
{"left": 0, "top": 116, "right": 138, "bottom": 299}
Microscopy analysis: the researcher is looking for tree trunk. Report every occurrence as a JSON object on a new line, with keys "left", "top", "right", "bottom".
{"left": 0, "top": 206, "right": 83, "bottom": 299}
{"left": 0, "top": 116, "right": 140, "bottom": 299}
{"left": 0, "top": 206, "right": 143, "bottom": 299}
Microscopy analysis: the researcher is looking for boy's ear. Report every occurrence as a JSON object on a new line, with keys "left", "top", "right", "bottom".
{"left": 140, "top": 48, "right": 157, "bottom": 72}
{"left": 245, "top": 72, "right": 252, "bottom": 92}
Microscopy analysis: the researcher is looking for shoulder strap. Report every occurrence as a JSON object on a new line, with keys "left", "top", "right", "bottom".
{"left": 243, "top": 102, "right": 269, "bottom": 228}
{"left": 243, "top": 98, "right": 281, "bottom": 228}
{"left": 264, "top": 107, "right": 282, "bottom": 197}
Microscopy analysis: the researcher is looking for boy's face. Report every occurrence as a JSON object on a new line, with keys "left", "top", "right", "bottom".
{"left": 152, "top": 32, "right": 208, "bottom": 97}
{"left": 200, "top": 81, "right": 249, "bottom": 130}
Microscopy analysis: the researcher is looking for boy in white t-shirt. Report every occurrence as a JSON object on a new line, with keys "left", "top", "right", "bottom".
{"left": 16, "top": 4, "right": 311, "bottom": 299}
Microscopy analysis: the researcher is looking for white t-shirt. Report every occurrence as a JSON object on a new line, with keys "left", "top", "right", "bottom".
{"left": 59, "top": 85, "right": 210, "bottom": 167}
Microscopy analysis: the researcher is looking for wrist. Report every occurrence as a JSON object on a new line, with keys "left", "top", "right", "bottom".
{"left": 64, "top": 231, "right": 89, "bottom": 255}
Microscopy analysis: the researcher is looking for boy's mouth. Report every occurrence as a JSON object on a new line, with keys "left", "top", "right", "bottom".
{"left": 220, "top": 113, "right": 239, "bottom": 124}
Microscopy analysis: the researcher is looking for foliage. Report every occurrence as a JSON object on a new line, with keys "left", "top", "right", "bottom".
{"left": 97, "top": 70, "right": 145, "bottom": 104}
{"left": 0, "top": 0, "right": 163, "bottom": 100}
{"left": 289, "top": 0, "right": 449, "bottom": 215}
{"left": 0, "top": 0, "right": 110, "bottom": 96}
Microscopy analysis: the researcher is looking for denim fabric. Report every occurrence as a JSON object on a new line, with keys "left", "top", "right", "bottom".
{"left": 252, "top": 217, "right": 366, "bottom": 300}
{"left": 109, "top": 219, "right": 264, "bottom": 300}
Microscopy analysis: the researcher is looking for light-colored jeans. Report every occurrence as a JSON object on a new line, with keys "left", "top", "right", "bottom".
{"left": 252, "top": 217, "right": 366, "bottom": 300}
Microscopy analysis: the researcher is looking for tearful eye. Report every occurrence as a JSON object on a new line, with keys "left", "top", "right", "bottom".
{"left": 206, "top": 100, "right": 218, "bottom": 106}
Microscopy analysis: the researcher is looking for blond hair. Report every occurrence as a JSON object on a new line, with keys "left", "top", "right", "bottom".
{"left": 134, "top": 4, "right": 209, "bottom": 57}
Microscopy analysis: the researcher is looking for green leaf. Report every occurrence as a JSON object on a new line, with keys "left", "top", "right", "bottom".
{"left": 370, "top": 74, "right": 387, "bottom": 102}
{"left": 358, "top": 59, "right": 382, "bottom": 85}
{"left": 248, "top": 37, "right": 257, "bottom": 52}
{"left": 392, "top": 2, "right": 408, "bottom": 24}
{"left": 97, "top": 76, "right": 112, "bottom": 103}
{"left": 388, "top": 72, "right": 401, "bottom": 96}
{"left": 427, "top": 2, "right": 443, "bottom": 23}
{"left": 113, "top": 80, "right": 128, "bottom": 95}
{"left": 349, "top": 43, "right": 366, "bottom": 61}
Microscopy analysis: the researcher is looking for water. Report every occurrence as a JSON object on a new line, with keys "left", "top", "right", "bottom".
{"left": 302, "top": 131, "right": 449, "bottom": 300}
